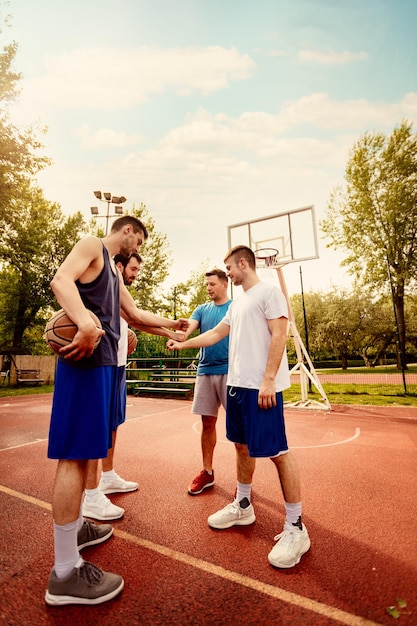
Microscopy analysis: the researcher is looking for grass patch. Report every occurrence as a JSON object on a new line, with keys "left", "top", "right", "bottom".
{"left": 2, "top": 376, "right": 417, "bottom": 407}
{"left": 284, "top": 383, "right": 417, "bottom": 407}
{"left": 315, "top": 365, "right": 417, "bottom": 376}
{"left": 0, "top": 385, "right": 54, "bottom": 398}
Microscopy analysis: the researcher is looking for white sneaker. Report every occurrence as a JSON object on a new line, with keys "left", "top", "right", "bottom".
{"left": 99, "top": 472, "right": 138, "bottom": 494}
{"left": 82, "top": 491, "right": 124, "bottom": 521}
{"left": 268, "top": 521, "right": 310, "bottom": 568}
{"left": 208, "top": 498, "right": 256, "bottom": 529}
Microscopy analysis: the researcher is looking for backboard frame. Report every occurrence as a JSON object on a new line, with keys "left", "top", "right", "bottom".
{"left": 227, "top": 205, "right": 319, "bottom": 268}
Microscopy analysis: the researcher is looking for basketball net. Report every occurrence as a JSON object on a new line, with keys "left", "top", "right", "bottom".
{"left": 254, "top": 249, "right": 331, "bottom": 410}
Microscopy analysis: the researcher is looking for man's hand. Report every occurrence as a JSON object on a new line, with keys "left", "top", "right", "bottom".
{"left": 166, "top": 339, "right": 183, "bottom": 351}
{"left": 258, "top": 378, "right": 277, "bottom": 409}
{"left": 59, "top": 325, "right": 105, "bottom": 361}
{"left": 166, "top": 330, "right": 186, "bottom": 342}
{"left": 174, "top": 318, "right": 189, "bottom": 331}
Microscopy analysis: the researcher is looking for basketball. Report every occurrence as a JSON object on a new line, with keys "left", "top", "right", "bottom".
{"left": 127, "top": 328, "right": 138, "bottom": 356}
{"left": 44, "top": 309, "right": 102, "bottom": 355}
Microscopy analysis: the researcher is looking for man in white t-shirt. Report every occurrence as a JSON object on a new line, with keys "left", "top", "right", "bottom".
{"left": 167, "top": 245, "right": 310, "bottom": 570}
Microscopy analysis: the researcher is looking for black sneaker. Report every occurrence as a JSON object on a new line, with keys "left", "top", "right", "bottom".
{"left": 45, "top": 561, "right": 124, "bottom": 606}
{"left": 77, "top": 519, "right": 113, "bottom": 551}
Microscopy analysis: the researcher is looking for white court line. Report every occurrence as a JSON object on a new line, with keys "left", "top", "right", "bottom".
{"left": 0, "top": 438, "right": 47, "bottom": 452}
{"left": 127, "top": 402, "right": 190, "bottom": 422}
{"left": 0, "top": 402, "right": 189, "bottom": 451}
{"left": 192, "top": 421, "right": 361, "bottom": 449}
{"left": 0, "top": 484, "right": 382, "bottom": 626}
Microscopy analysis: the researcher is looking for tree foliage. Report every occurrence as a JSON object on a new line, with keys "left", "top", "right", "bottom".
{"left": 0, "top": 40, "right": 50, "bottom": 209}
{"left": 89, "top": 202, "right": 173, "bottom": 313}
{"left": 0, "top": 180, "right": 88, "bottom": 352}
{"left": 321, "top": 121, "right": 417, "bottom": 366}
{"left": 167, "top": 261, "right": 211, "bottom": 319}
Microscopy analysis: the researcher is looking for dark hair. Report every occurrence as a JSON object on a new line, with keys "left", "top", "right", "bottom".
{"left": 111, "top": 215, "right": 149, "bottom": 239}
{"left": 224, "top": 245, "right": 256, "bottom": 269}
{"left": 205, "top": 268, "right": 228, "bottom": 283}
{"left": 114, "top": 252, "right": 142, "bottom": 268}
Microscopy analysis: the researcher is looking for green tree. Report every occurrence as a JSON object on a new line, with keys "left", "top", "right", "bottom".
{"left": 290, "top": 288, "right": 398, "bottom": 368}
{"left": 0, "top": 40, "right": 50, "bottom": 208}
{"left": 0, "top": 181, "right": 87, "bottom": 352}
{"left": 88, "top": 202, "right": 172, "bottom": 313}
{"left": 321, "top": 121, "right": 417, "bottom": 367}
{"left": 168, "top": 261, "right": 211, "bottom": 319}
{"left": 130, "top": 203, "right": 172, "bottom": 312}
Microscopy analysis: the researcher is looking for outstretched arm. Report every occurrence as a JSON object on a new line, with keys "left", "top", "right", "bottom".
{"left": 167, "top": 321, "right": 229, "bottom": 351}
{"left": 120, "top": 279, "right": 189, "bottom": 333}
{"left": 134, "top": 324, "right": 185, "bottom": 342}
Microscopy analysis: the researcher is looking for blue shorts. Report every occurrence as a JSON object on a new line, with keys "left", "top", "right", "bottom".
{"left": 226, "top": 387, "right": 288, "bottom": 458}
{"left": 113, "top": 365, "right": 127, "bottom": 431}
{"left": 48, "top": 361, "right": 118, "bottom": 460}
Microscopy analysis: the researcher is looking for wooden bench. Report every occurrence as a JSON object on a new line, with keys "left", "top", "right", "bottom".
{"left": 151, "top": 372, "right": 196, "bottom": 381}
{"left": 133, "top": 382, "right": 192, "bottom": 399}
{"left": 16, "top": 369, "right": 45, "bottom": 386}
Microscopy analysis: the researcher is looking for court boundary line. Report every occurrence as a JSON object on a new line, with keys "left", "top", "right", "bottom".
{"left": 0, "top": 403, "right": 189, "bottom": 452}
{"left": 0, "top": 484, "right": 382, "bottom": 626}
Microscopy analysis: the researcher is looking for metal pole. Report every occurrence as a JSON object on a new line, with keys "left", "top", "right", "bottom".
{"left": 105, "top": 199, "right": 110, "bottom": 235}
{"left": 386, "top": 255, "right": 407, "bottom": 394}
{"left": 299, "top": 266, "right": 311, "bottom": 391}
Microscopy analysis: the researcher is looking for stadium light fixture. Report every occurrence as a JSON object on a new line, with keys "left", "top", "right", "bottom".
{"left": 90, "top": 191, "right": 127, "bottom": 234}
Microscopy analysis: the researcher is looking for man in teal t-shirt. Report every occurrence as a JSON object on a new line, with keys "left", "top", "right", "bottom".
{"left": 184, "top": 269, "right": 231, "bottom": 495}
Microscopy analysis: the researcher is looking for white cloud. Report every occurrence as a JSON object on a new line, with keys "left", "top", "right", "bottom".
{"left": 299, "top": 49, "right": 368, "bottom": 64}
{"left": 35, "top": 90, "right": 417, "bottom": 295}
{"left": 73, "top": 125, "right": 143, "bottom": 150}
{"left": 152, "top": 93, "right": 417, "bottom": 164}
{"left": 22, "top": 46, "right": 256, "bottom": 112}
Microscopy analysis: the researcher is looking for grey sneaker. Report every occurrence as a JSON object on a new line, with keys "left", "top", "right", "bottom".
{"left": 45, "top": 561, "right": 124, "bottom": 606}
{"left": 268, "top": 521, "right": 311, "bottom": 568}
{"left": 208, "top": 498, "right": 256, "bottom": 529}
{"left": 77, "top": 519, "right": 113, "bottom": 551}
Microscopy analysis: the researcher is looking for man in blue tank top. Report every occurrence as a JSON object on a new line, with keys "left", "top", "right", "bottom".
{"left": 45, "top": 216, "right": 188, "bottom": 607}
{"left": 183, "top": 269, "right": 232, "bottom": 495}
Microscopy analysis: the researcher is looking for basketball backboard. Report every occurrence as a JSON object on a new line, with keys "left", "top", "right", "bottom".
{"left": 227, "top": 205, "right": 319, "bottom": 268}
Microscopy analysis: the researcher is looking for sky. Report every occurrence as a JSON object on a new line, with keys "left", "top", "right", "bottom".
{"left": 5, "top": 0, "right": 417, "bottom": 296}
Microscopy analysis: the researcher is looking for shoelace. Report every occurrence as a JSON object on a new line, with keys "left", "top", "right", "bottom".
{"left": 273, "top": 528, "right": 295, "bottom": 543}
{"left": 82, "top": 521, "right": 99, "bottom": 541}
{"left": 95, "top": 490, "right": 112, "bottom": 507}
{"left": 226, "top": 501, "right": 244, "bottom": 517}
{"left": 78, "top": 562, "right": 104, "bottom": 586}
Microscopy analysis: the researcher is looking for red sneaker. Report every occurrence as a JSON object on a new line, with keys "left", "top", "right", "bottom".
{"left": 188, "top": 470, "right": 215, "bottom": 495}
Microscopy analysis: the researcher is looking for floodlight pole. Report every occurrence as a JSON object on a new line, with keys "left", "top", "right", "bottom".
{"left": 90, "top": 191, "right": 127, "bottom": 235}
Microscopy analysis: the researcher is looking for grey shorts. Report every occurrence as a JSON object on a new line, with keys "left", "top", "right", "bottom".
{"left": 192, "top": 374, "right": 228, "bottom": 417}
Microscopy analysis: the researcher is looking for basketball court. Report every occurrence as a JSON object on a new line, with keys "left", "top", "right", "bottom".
{"left": 2, "top": 205, "right": 416, "bottom": 624}
{"left": 1, "top": 393, "right": 416, "bottom": 625}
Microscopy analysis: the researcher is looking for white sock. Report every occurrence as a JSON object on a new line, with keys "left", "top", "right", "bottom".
{"left": 84, "top": 487, "right": 100, "bottom": 501}
{"left": 236, "top": 481, "right": 252, "bottom": 504}
{"left": 285, "top": 501, "right": 302, "bottom": 525}
{"left": 101, "top": 469, "right": 116, "bottom": 482}
{"left": 53, "top": 519, "right": 80, "bottom": 579}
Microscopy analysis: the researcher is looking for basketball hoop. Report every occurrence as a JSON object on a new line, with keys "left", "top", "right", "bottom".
{"left": 254, "top": 248, "right": 279, "bottom": 268}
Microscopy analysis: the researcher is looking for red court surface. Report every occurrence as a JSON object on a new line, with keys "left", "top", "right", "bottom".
{"left": 1, "top": 394, "right": 416, "bottom": 626}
